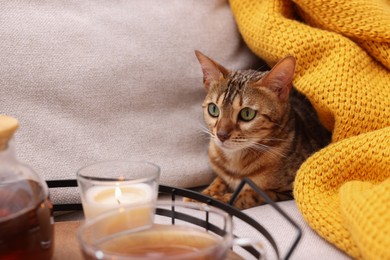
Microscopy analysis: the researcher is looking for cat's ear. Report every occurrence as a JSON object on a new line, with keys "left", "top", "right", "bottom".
{"left": 195, "top": 50, "right": 229, "bottom": 91}
{"left": 254, "top": 56, "right": 296, "bottom": 102}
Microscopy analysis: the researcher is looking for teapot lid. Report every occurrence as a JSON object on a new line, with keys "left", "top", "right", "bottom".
{"left": 0, "top": 115, "right": 19, "bottom": 150}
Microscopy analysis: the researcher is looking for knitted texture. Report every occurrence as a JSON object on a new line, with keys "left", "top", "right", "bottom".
{"left": 229, "top": 0, "right": 390, "bottom": 259}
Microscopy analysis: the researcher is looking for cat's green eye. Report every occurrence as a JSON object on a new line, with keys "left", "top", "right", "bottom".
{"left": 208, "top": 103, "right": 220, "bottom": 118}
{"left": 239, "top": 108, "right": 256, "bottom": 122}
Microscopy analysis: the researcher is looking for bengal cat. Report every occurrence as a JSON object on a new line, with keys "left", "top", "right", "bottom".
{"left": 192, "top": 51, "right": 331, "bottom": 209}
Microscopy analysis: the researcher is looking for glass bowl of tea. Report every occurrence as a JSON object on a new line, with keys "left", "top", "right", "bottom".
{"left": 77, "top": 201, "right": 235, "bottom": 260}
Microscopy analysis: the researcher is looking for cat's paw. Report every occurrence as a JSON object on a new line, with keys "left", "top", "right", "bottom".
{"left": 182, "top": 197, "right": 200, "bottom": 203}
{"left": 231, "top": 191, "right": 265, "bottom": 210}
{"left": 202, "top": 189, "right": 224, "bottom": 197}
{"left": 207, "top": 193, "right": 233, "bottom": 204}
{"left": 211, "top": 192, "right": 265, "bottom": 210}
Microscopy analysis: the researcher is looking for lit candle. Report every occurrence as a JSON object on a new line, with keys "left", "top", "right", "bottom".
{"left": 82, "top": 183, "right": 154, "bottom": 219}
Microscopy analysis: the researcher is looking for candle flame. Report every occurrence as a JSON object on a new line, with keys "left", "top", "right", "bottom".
{"left": 115, "top": 186, "right": 122, "bottom": 204}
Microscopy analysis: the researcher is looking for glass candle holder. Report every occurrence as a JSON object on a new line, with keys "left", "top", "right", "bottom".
{"left": 77, "top": 160, "right": 160, "bottom": 219}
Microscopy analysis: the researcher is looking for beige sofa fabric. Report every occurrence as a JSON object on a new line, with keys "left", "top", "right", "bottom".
{"left": 0, "top": 1, "right": 262, "bottom": 204}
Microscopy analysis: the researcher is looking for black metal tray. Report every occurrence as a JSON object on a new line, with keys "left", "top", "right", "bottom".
{"left": 47, "top": 178, "right": 301, "bottom": 259}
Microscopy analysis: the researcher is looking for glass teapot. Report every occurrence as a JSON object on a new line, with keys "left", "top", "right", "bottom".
{"left": 0, "top": 115, "right": 54, "bottom": 259}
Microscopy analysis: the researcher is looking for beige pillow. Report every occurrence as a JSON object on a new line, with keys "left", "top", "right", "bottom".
{"left": 0, "top": 0, "right": 263, "bottom": 204}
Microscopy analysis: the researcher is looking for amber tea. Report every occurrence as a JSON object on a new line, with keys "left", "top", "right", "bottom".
{"left": 0, "top": 180, "right": 54, "bottom": 260}
{"left": 83, "top": 224, "right": 229, "bottom": 259}
{"left": 78, "top": 201, "right": 235, "bottom": 260}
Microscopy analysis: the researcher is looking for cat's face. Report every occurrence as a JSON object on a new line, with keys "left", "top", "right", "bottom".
{"left": 202, "top": 72, "right": 284, "bottom": 152}
{"left": 195, "top": 51, "right": 296, "bottom": 153}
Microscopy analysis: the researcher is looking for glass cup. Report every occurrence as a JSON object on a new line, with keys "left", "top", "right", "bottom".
{"left": 77, "top": 201, "right": 234, "bottom": 260}
{"left": 77, "top": 160, "right": 160, "bottom": 219}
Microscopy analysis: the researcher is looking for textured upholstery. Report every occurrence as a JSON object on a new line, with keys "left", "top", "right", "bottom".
{"left": 1, "top": 0, "right": 261, "bottom": 204}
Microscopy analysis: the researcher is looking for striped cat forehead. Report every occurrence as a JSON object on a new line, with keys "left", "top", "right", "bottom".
{"left": 211, "top": 70, "right": 268, "bottom": 105}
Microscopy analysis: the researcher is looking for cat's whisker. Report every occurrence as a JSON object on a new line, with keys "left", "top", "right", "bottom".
{"left": 249, "top": 141, "right": 288, "bottom": 159}
{"left": 255, "top": 64, "right": 268, "bottom": 71}
{"left": 197, "top": 122, "right": 208, "bottom": 132}
{"left": 246, "top": 145, "right": 282, "bottom": 161}
{"left": 197, "top": 124, "right": 212, "bottom": 135}
{"left": 196, "top": 124, "right": 216, "bottom": 142}
{"left": 258, "top": 138, "right": 286, "bottom": 142}
{"left": 232, "top": 138, "right": 247, "bottom": 143}
{"left": 229, "top": 138, "right": 285, "bottom": 158}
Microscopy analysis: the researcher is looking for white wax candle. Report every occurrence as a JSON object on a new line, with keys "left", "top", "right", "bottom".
{"left": 82, "top": 183, "right": 154, "bottom": 219}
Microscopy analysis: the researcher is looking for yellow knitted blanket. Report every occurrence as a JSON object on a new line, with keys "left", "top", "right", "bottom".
{"left": 229, "top": 0, "right": 390, "bottom": 259}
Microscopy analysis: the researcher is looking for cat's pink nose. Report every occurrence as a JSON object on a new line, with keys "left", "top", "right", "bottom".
{"left": 217, "top": 131, "right": 231, "bottom": 142}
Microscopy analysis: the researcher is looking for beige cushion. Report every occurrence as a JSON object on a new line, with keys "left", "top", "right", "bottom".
{"left": 0, "top": 0, "right": 262, "bottom": 204}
